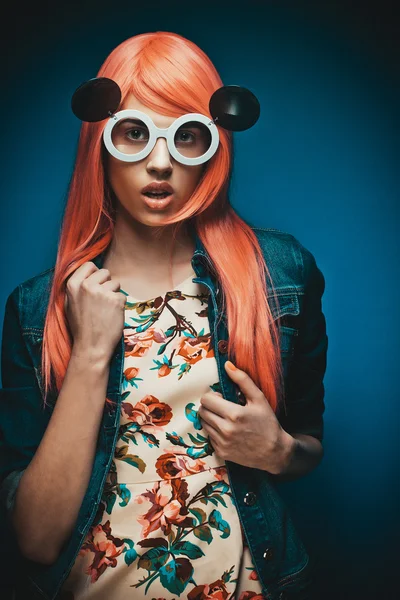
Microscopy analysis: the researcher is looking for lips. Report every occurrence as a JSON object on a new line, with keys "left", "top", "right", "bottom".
{"left": 143, "top": 194, "right": 173, "bottom": 209}
{"left": 141, "top": 182, "right": 174, "bottom": 195}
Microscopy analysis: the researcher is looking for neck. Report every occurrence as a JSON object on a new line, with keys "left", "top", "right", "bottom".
{"left": 103, "top": 213, "right": 196, "bottom": 278}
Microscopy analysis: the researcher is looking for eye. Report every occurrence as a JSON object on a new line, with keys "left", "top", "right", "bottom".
{"left": 176, "top": 130, "right": 196, "bottom": 143}
{"left": 126, "top": 127, "right": 148, "bottom": 141}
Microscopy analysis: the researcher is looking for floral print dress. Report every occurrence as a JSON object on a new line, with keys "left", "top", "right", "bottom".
{"left": 59, "top": 269, "right": 265, "bottom": 600}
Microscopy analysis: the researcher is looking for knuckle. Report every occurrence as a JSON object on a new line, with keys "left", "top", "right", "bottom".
{"left": 230, "top": 410, "right": 241, "bottom": 424}
{"left": 83, "top": 261, "right": 97, "bottom": 273}
{"left": 66, "top": 279, "right": 78, "bottom": 294}
{"left": 223, "top": 423, "right": 233, "bottom": 438}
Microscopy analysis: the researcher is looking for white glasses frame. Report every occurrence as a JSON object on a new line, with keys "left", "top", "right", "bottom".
{"left": 102, "top": 109, "right": 220, "bottom": 166}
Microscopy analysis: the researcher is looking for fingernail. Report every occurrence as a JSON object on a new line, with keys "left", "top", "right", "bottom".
{"left": 225, "top": 361, "right": 237, "bottom": 371}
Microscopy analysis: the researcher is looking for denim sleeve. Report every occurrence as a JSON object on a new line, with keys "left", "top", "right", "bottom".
{"left": 0, "top": 286, "right": 50, "bottom": 531}
{"left": 278, "top": 245, "right": 328, "bottom": 442}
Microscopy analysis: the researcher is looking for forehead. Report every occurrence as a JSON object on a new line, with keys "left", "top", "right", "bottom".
{"left": 121, "top": 93, "right": 177, "bottom": 129}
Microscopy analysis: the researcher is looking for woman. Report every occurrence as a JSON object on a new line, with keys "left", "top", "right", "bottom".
{"left": 0, "top": 31, "right": 328, "bottom": 600}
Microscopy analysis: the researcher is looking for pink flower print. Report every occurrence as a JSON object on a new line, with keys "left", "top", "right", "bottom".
{"left": 134, "top": 479, "right": 193, "bottom": 537}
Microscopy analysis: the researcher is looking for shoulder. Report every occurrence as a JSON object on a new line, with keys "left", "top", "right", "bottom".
{"left": 251, "top": 227, "right": 326, "bottom": 304}
{"left": 250, "top": 226, "right": 313, "bottom": 261}
{"left": 6, "top": 266, "right": 55, "bottom": 331}
{"left": 250, "top": 226, "right": 319, "bottom": 290}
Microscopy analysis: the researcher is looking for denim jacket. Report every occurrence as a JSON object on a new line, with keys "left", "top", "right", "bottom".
{"left": 0, "top": 226, "right": 328, "bottom": 600}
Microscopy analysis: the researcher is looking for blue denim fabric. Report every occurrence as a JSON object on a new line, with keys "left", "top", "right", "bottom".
{"left": 0, "top": 226, "right": 328, "bottom": 600}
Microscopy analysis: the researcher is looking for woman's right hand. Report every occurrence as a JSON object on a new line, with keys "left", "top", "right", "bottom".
{"left": 64, "top": 261, "right": 126, "bottom": 363}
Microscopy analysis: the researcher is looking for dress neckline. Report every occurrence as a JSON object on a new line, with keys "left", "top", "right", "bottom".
{"left": 120, "top": 269, "right": 196, "bottom": 303}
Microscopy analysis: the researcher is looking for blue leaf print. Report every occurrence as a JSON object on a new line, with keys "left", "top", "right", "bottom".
{"left": 137, "top": 321, "right": 154, "bottom": 333}
{"left": 212, "top": 494, "right": 228, "bottom": 508}
{"left": 185, "top": 403, "right": 202, "bottom": 430}
{"left": 166, "top": 431, "right": 187, "bottom": 447}
{"left": 210, "top": 480, "right": 230, "bottom": 494}
{"left": 188, "top": 508, "right": 206, "bottom": 524}
{"left": 123, "top": 538, "right": 137, "bottom": 565}
{"left": 187, "top": 446, "right": 209, "bottom": 459}
{"left": 157, "top": 342, "right": 168, "bottom": 355}
{"left": 208, "top": 509, "right": 231, "bottom": 539}
{"left": 206, "top": 496, "right": 219, "bottom": 506}
{"left": 140, "top": 431, "right": 160, "bottom": 448}
{"left": 117, "top": 484, "right": 131, "bottom": 507}
{"left": 187, "top": 432, "right": 205, "bottom": 446}
{"left": 182, "top": 331, "right": 195, "bottom": 339}
{"left": 138, "top": 547, "right": 169, "bottom": 571}
{"left": 149, "top": 359, "right": 178, "bottom": 373}
{"left": 178, "top": 363, "right": 191, "bottom": 377}
{"left": 124, "top": 547, "right": 138, "bottom": 566}
{"left": 120, "top": 421, "right": 140, "bottom": 436}
{"left": 171, "top": 541, "right": 204, "bottom": 559}
{"left": 130, "top": 313, "right": 153, "bottom": 323}
{"left": 159, "top": 557, "right": 194, "bottom": 595}
{"left": 121, "top": 375, "right": 143, "bottom": 392}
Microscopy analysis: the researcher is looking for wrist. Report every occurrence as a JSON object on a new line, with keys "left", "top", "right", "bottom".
{"left": 276, "top": 430, "right": 297, "bottom": 476}
{"left": 70, "top": 347, "right": 111, "bottom": 372}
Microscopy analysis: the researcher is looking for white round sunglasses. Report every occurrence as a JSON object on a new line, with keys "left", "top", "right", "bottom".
{"left": 103, "top": 109, "right": 220, "bottom": 166}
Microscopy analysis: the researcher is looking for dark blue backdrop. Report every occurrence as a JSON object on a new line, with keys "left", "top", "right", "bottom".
{"left": 1, "top": 1, "right": 399, "bottom": 598}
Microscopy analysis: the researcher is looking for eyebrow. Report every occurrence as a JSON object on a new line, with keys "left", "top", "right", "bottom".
{"left": 181, "top": 121, "right": 205, "bottom": 131}
{"left": 119, "top": 117, "right": 204, "bottom": 130}
{"left": 119, "top": 119, "right": 147, "bottom": 126}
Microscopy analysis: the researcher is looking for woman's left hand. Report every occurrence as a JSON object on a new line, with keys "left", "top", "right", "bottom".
{"left": 197, "top": 361, "right": 294, "bottom": 475}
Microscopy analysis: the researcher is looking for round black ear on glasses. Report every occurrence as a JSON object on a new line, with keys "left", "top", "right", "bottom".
{"left": 209, "top": 85, "right": 260, "bottom": 132}
{"left": 71, "top": 77, "right": 122, "bottom": 122}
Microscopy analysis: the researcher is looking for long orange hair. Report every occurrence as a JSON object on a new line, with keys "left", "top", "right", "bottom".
{"left": 41, "top": 31, "right": 285, "bottom": 415}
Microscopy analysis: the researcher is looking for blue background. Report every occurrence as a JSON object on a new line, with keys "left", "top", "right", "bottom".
{"left": 1, "top": 1, "right": 399, "bottom": 598}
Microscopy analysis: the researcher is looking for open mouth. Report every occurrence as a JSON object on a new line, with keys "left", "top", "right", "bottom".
{"left": 143, "top": 192, "right": 172, "bottom": 199}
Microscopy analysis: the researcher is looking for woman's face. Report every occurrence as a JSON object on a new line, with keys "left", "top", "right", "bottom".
{"left": 105, "top": 93, "right": 205, "bottom": 225}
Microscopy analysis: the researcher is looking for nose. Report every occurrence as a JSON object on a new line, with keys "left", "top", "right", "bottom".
{"left": 146, "top": 136, "right": 173, "bottom": 175}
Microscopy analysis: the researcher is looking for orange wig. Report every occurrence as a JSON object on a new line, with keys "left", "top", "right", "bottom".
{"left": 41, "top": 31, "right": 285, "bottom": 415}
